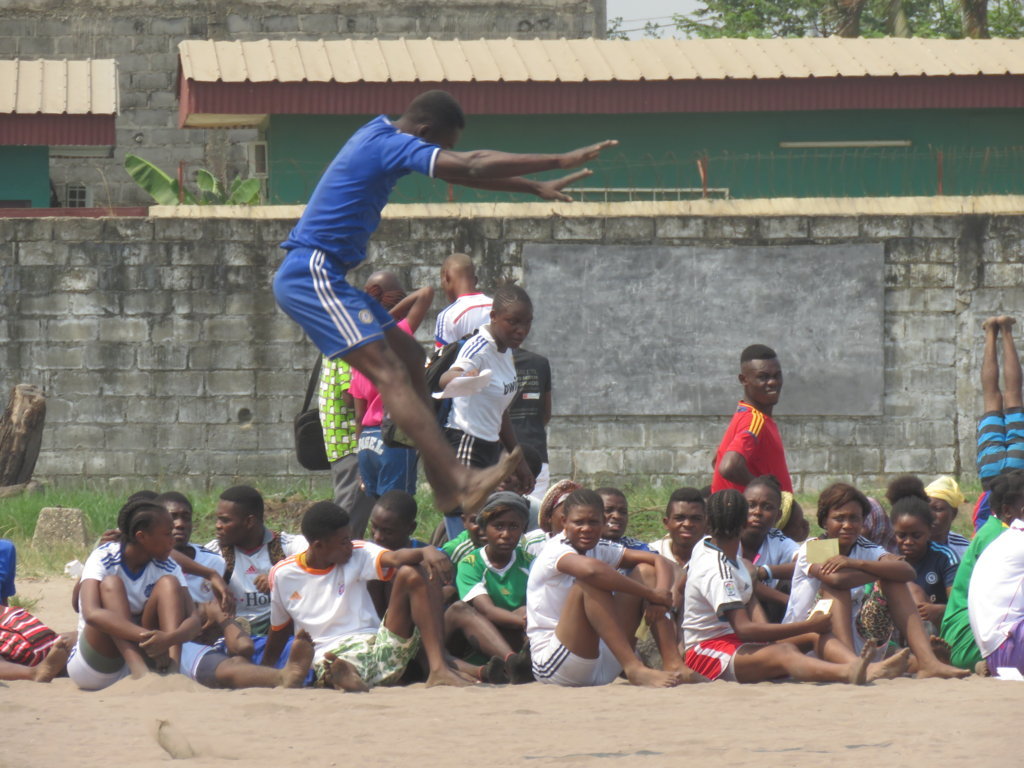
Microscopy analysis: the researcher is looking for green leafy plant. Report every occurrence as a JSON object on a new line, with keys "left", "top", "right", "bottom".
{"left": 124, "top": 154, "right": 261, "bottom": 205}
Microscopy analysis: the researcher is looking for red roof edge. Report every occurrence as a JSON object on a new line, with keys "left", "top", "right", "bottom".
{"left": 179, "top": 76, "right": 1024, "bottom": 120}
{"left": 0, "top": 114, "right": 116, "bottom": 145}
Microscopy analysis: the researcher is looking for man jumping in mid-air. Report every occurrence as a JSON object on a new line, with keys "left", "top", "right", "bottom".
{"left": 274, "top": 90, "right": 617, "bottom": 517}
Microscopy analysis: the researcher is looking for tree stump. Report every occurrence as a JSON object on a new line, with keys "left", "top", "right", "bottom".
{"left": 0, "top": 384, "right": 46, "bottom": 488}
{"left": 33, "top": 507, "right": 90, "bottom": 547}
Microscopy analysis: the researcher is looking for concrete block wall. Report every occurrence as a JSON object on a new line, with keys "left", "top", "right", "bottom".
{"left": 1, "top": 0, "right": 605, "bottom": 208}
{"left": 0, "top": 207, "right": 1008, "bottom": 492}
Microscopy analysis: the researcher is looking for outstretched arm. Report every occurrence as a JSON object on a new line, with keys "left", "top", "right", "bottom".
{"left": 725, "top": 603, "right": 833, "bottom": 643}
{"left": 444, "top": 169, "right": 595, "bottom": 202}
{"left": 434, "top": 141, "right": 617, "bottom": 183}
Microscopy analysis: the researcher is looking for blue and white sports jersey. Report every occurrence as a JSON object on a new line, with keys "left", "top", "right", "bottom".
{"left": 76, "top": 541, "right": 187, "bottom": 633}
{"left": 182, "top": 542, "right": 227, "bottom": 605}
{"left": 753, "top": 528, "right": 800, "bottom": 587}
{"left": 944, "top": 531, "right": 971, "bottom": 560}
{"left": 281, "top": 116, "right": 441, "bottom": 265}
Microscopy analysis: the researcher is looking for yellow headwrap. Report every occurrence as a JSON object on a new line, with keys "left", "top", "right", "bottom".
{"left": 924, "top": 476, "right": 965, "bottom": 509}
{"left": 778, "top": 491, "right": 794, "bottom": 530}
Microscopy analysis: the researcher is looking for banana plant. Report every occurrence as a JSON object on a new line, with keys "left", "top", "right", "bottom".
{"left": 124, "top": 154, "right": 261, "bottom": 205}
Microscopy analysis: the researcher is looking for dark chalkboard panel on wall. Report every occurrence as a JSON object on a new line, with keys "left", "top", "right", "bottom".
{"left": 522, "top": 243, "right": 884, "bottom": 417}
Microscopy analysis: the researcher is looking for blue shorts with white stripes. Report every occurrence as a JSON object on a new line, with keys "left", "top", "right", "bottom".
{"left": 273, "top": 248, "right": 395, "bottom": 359}
{"left": 977, "top": 407, "right": 1024, "bottom": 483}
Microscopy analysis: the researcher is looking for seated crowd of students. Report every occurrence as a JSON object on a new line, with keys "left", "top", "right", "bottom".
{"left": 12, "top": 462, "right": 1024, "bottom": 692}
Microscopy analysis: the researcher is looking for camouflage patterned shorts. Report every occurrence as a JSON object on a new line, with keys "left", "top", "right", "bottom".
{"left": 314, "top": 625, "right": 420, "bottom": 688}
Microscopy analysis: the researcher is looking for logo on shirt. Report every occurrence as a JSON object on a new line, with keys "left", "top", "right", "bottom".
{"left": 925, "top": 571, "right": 938, "bottom": 585}
{"left": 290, "top": 591, "right": 302, "bottom": 601}
{"left": 358, "top": 309, "right": 373, "bottom": 324}
{"left": 723, "top": 580, "right": 740, "bottom": 600}
{"left": 145, "top": 584, "right": 155, "bottom": 598}
{"left": 246, "top": 565, "right": 258, "bottom": 575}
{"left": 337, "top": 583, "right": 346, "bottom": 596}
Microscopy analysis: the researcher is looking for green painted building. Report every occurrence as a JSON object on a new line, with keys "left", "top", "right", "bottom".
{"left": 265, "top": 108, "right": 1024, "bottom": 204}
{"left": 1, "top": 59, "right": 118, "bottom": 209}
{"left": 0, "top": 146, "right": 50, "bottom": 207}
{"left": 178, "top": 37, "right": 1024, "bottom": 203}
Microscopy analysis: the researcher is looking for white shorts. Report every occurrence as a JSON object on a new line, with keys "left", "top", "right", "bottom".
{"left": 531, "top": 636, "right": 622, "bottom": 687}
{"left": 180, "top": 641, "right": 215, "bottom": 680}
{"left": 66, "top": 641, "right": 129, "bottom": 691}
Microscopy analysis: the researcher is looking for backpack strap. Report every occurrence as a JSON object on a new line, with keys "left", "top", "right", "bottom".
{"left": 302, "top": 355, "right": 324, "bottom": 412}
{"left": 268, "top": 532, "right": 287, "bottom": 566}
{"left": 221, "top": 544, "right": 235, "bottom": 583}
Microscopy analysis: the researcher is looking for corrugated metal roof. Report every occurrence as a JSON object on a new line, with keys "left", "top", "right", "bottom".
{"left": 0, "top": 59, "right": 118, "bottom": 115}
{"left": 179, "top": 37, "right": 1024, "bottom": 84}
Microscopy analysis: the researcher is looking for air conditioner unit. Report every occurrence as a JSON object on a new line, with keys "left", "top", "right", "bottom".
{"left": 246, "top": 141, "right": 268, "bottom": 178}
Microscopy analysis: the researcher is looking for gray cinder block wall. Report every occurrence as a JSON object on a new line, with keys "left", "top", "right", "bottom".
{"left": 2, "top": 0, "right": 605, "bottom": 207}
{"left": 0, "top": 208, "right": 1008, "bottom": 493}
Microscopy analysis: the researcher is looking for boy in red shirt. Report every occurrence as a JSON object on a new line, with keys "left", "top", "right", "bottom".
{"left": 712, "top": 344, "right": 793, "bottom": 494}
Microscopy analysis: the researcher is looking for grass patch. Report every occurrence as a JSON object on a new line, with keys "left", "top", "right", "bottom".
{"left": 1, "top": 477, "right": 983, "bottom": 579}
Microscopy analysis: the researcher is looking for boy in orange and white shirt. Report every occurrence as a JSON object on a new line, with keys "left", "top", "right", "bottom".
{"left": 261, "top": 501, "right": 476, "bottom": 691}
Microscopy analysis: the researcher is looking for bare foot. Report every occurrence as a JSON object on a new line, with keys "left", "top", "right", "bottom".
{"left": 458, "top": 446, "right": 524, "bottom": 514}
{"left": 847, "top": 641, "right": 874, "bottom": 685}
{"left": 975, "top": 660, "right": 991, "bottom": 677}
{"left": 930, "top": 635, "right": 952, "bottom": 665}
{"left": 280, "top": 631, "right": 314, "bottom": 688}
{"left": 324, "top": 652, "right": 370, "bottom": 692}
{"left": 983, "top": 316, "right": 1001, "bottom": 333}
{"left": 33, "top": 637, "right": 72, "bottom": 683}
{"left": 998, "top": 315, "right": 1016, "bottom": 331}
{"left": 625, "top": 665, "right": 682, "bottom": 688}
{"left": 867, "top": 647, "right": 911, "bottom": 682}
{"left": 916, "top": 659, "right": 971, "bottom": 679}
{"left": 425, "top": 666, "right": 475, "bottom": 688}
{"left": 506, "top": 649, "right": 534, "bottom": 685}
{"left": 477, "top": 657, "right": 510, "bottom": 684}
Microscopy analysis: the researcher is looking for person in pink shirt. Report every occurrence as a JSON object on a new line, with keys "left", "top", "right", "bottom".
{"left": 350, "top": 272, "right": 434, "bottom": 500}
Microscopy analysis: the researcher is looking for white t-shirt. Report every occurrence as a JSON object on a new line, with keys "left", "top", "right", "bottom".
{"left": 783, "top": 536, "right": 886, "bottom": 627}
{"left": 206, "top": 529, "right": 307, "bottom": 629}
{"left": 181, "top": 543, "right": 227, "bottom": 605}
{"left": 522, "top": 529, "right": 550, "bottom": 558}
{"left": 648, "top": 536, "right": 690, "bottom": 570}
{"left": 77, "top": 541, "right": 188, "bottom": 633}
{"left": 751, "top": 529, "right": 800, "bottom": 588}
{"left": 682, "top": 537, "right": 753, "bottom": 650}
{"left": 434, "top": 293, "right": 493, "bottom": 347}
{"left": 968, "top": 519, "right": 1024, "bottom": 658}
{"left": 269, "top": 541, "right": 393, "bottom": 663}
{"left": 445, "top": 325, "right": 518, "bottom": 442}
{"left": 526, "top": 534, "right": 625, "bottom": 650}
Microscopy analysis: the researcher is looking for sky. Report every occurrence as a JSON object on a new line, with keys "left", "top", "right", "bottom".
{"left": 605, "top": 0, "right": 701, "bottom": 38}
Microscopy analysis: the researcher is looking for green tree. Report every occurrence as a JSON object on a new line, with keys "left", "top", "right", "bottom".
{"left": 669, "top": 0, "right": 1023, "bottom": 39}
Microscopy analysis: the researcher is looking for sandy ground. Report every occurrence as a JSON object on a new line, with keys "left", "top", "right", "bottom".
{"left": 0, "top": 575, "right": 1014, "bottom": 768}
